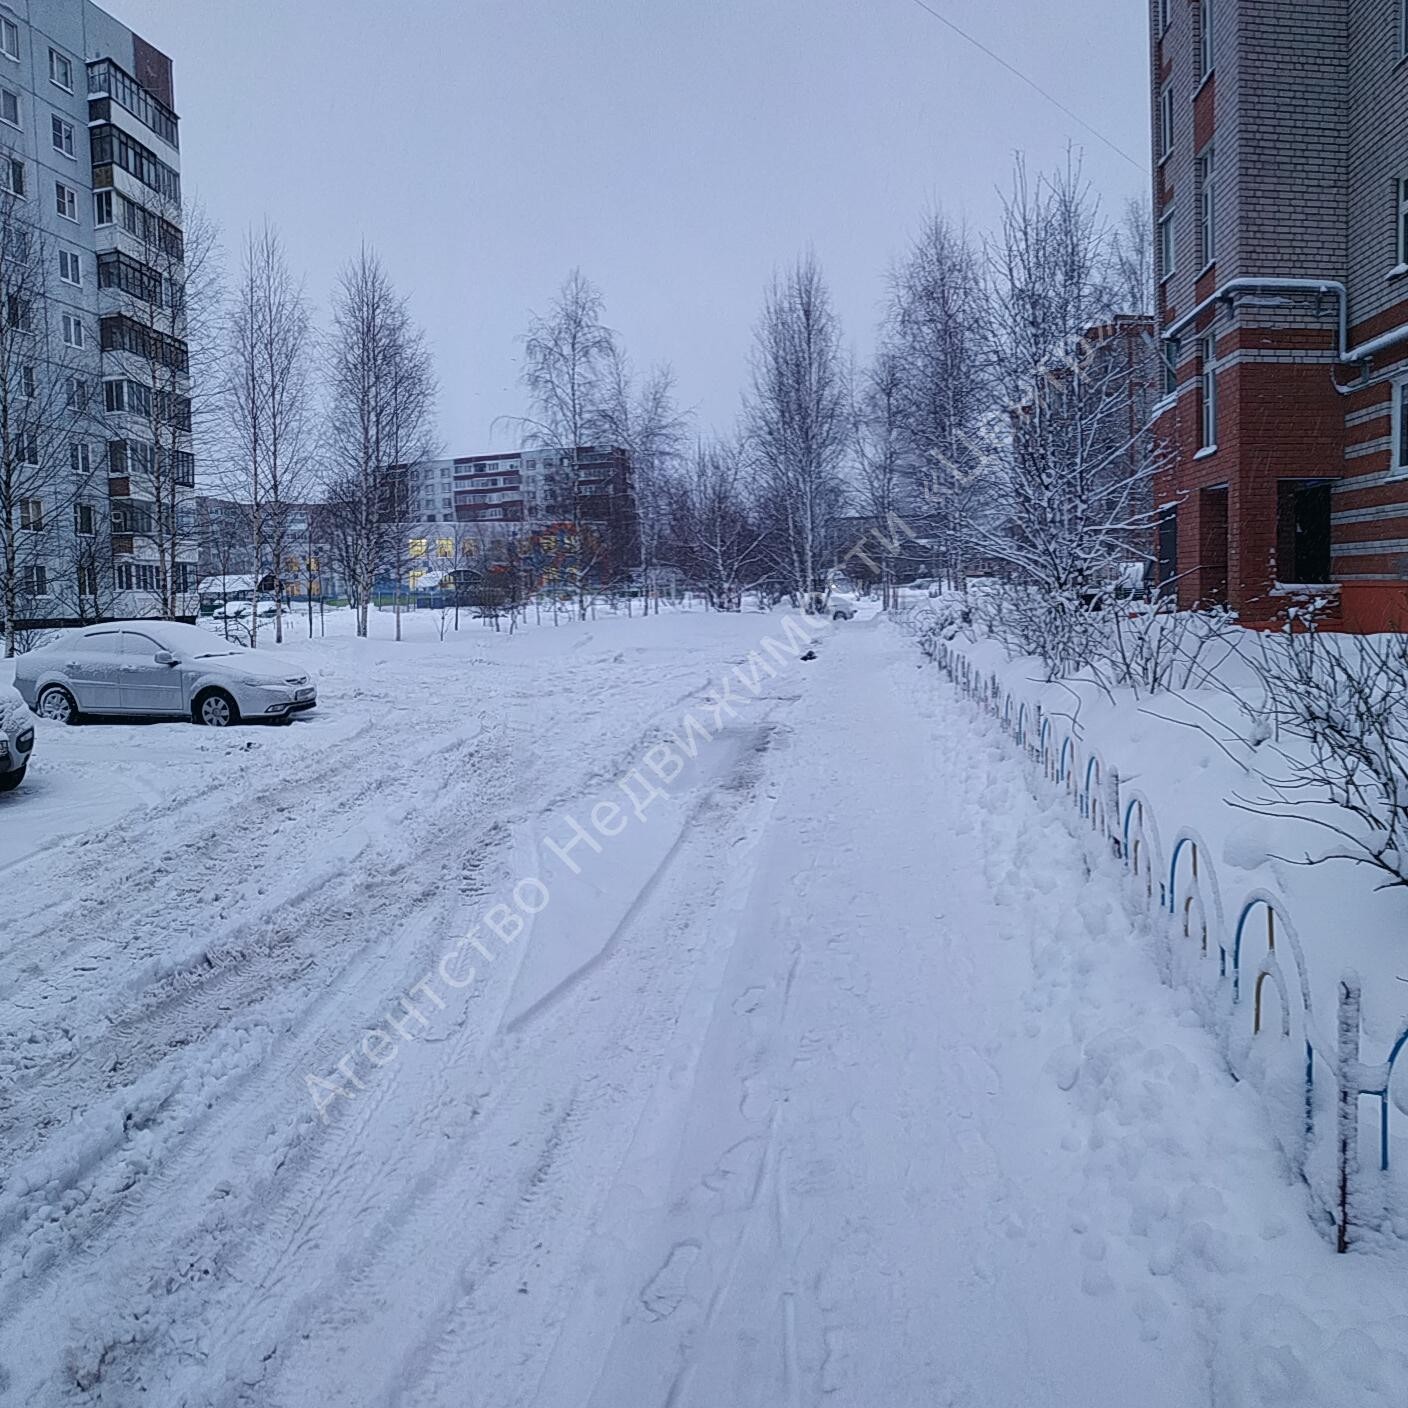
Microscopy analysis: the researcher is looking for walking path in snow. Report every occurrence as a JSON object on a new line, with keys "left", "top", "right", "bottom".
{"left": 5, "top": 611, "right": 1407, "bottom": 1406}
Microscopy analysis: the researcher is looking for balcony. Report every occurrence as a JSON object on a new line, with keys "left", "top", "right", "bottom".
{"left": 97, "top": 250, "right": 163, "bottom": 308}
{"left": 90, "top": 123, "right": 180, "bottom": 205}
{"left": 87, "top": 59, "right": 179, "bottom": 149}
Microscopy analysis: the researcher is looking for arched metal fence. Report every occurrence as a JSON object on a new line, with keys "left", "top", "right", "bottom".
{"left": 920, "top": 630, "right": 1408, "bottom": 1252}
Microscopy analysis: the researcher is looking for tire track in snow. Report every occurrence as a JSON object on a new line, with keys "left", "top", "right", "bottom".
{"left": 3, "top": 646, "right": 773, "bottom": 1405}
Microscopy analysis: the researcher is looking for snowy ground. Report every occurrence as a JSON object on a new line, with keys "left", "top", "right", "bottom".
{"left": 3, "top": 609, "right": 1408, "bottom": 1405}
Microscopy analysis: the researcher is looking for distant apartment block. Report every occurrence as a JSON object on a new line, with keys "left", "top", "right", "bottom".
{"left": 1149, "top": 0, "right": 1408, "bottom": 628}
{"left": 1, "top": 0, "right": 196, "bottom": 630}
{"left": 395, "top": 446, "right": 638, "bottom": 581}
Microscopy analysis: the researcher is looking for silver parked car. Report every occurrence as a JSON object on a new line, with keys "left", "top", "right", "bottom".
{"left": 14, "top": 620, "right": 317, "bottom": 727}
{"left": 0, "top": 683, "right": 36, "bottom": 790}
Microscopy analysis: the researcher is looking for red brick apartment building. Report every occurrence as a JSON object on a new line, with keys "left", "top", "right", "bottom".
{"left": 1150, "top": 0, "right": 1408, "bottom": 629}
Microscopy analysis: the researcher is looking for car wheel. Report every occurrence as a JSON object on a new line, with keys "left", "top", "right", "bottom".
{"left": 0, "top": 765, "right": 25, "bottom": 792}
{"left": 195, "top": 689, "right": 238, "bottom": 728}
{"left": 37, "top": 685, "right": 79, "bottom": 725}
{"left": 833, "top": 610, "right": 847, "bottom": 621}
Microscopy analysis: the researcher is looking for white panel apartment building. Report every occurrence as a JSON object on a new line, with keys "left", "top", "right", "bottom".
{"left": 1, "top": 0, "right": 194, "bottom": 633}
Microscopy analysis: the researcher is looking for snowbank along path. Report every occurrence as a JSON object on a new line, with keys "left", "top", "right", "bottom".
{"left": 3, "top": 610, "right": 1407, "bottom": 1406}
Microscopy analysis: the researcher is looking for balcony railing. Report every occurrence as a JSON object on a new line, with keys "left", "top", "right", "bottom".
{"left": 87, "top": 59, "right": 179, "bottom": 148}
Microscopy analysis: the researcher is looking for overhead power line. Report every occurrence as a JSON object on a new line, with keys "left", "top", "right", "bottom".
{"left": 902, "top": 0, "right": 1147, "bottom": 173}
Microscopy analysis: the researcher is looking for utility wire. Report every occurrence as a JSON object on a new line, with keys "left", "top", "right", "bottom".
{"left": 903, "top": 0, "right": 1147, "bottom": 174}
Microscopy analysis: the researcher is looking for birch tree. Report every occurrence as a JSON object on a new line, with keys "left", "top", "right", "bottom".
{"left": 0, "top": 190, "right": 98, "bottom": 654}
{"left": 104, "top": 191, "right": 220, "bottom": 619}
{"left": 326, "top": 248, "right": 435, "bottom": 639}
{"left": 665, "top": 438, "right": 765, "bottom": 611}
{"left": 974, "top": 155, "right": 1162, "bottom": 673}
{"left": 594, "top": 349, "right": 689, "bottom": 611}
{"left": 224, "top": 223, "right": 315, "bottom": 644}
{"left": 883, "top": 213, "right": 990, "bottom": 586}
{"left": 519, "top": 269, "right": 617, "bottom": 613}
{"left": 745, "top": 255, "right": 848, "bottom": 608}
{"left": 852, "top": 351, "right": 907, "bottom": 609}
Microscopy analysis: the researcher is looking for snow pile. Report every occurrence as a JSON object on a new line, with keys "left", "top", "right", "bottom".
{"left": 948, "top": 659, "right": 1408, "bottom": 1406}
{"left": 925, "top": 627, "right": 1408, "bottom": 1249}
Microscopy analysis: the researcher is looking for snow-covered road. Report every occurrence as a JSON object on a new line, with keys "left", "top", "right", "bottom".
{"left": 4, "top": 610, "right": 1407, "bottom": 1406}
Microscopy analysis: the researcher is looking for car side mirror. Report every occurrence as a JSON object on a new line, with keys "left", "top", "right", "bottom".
{"left": 154, "top": 651, "right": 178, "bottom": 666}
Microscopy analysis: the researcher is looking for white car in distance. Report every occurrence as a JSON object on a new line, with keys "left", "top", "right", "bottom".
{"left": 15, "top": 621, "right": 317, "bottom": 727}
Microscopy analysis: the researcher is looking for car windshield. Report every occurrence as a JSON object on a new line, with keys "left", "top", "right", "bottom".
{"left": 144, "top": 621, "right": 253, "bottom": 658}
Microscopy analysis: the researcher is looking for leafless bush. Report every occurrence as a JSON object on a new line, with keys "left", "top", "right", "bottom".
{"left": 1091, "top": 599, "right": 1239, "bottom": 699}
{"left": 1237, "top": 627, "right": 1408, "bottom": 890}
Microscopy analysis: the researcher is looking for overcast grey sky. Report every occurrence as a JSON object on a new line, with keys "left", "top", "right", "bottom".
{"left": 101, "top": 0, "right": 1150, "bottom": 452}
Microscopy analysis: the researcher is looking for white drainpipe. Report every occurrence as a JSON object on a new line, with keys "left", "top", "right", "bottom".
{"left": 1160, "top": 276, "right": 1408, "bottom": 367}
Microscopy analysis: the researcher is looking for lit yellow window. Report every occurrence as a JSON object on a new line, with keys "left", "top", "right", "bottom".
{"left": 436, "top": 538, "right": 454, "bottom": 558}
{"left": 409, "top": 539, "right": 427, "bottom": 558}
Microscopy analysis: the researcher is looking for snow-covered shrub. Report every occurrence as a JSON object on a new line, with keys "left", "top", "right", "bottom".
{"left": 1240, "top": 627, "right": 1408, "bottom": 891}
{"left": 1090, "top": 600, "right": 1239, "bottom": 699}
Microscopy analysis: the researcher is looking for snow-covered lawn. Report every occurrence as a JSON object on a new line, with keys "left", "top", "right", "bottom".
{"left": 3, "top": 611, "right": 1407, "bottom": 1405}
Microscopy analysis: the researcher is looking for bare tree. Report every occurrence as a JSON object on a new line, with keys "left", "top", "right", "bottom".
{"left": 883, "top": 212, "right": 990, "bottom": 586}
{"left": 972, "top": 154, "right": 1162, "bottom": 674}
{"left": 0, "top": 189, "right": 100, "bottom": 654}
{"left": 224, "top": 223, "right": 315, "bottom": 645}
{"left": 852, "top": 351, "right": 907, "bottom": 609}
{"left": 594, "top": 349, "right": 690, "bottom": 612}
{"left": 745, "top": 254, "right": 849, "bottom": 608}
{"left": 103, "top": 189, "right": 220, "bottom": 620}
{"left": 665, "top": 438, "right": 767, "bottom": 611}
{"left": 519, "top": 269, "right": 618, "bottom": 614}
{"left": 325, "top": 248, "right": 436, "bottom": 638}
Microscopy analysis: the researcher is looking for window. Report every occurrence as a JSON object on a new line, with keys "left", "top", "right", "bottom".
{"left": 21, "top": 563, "right": 46, "bottom": 596}
{"left": 1277, "top": 480, "right": 1333, "bottom": 585}
{"left": 1, "top": 86, "right": 18, "bottom": 127}
{"left": 116, "top": 562, "right": 159, "bottom": 592}
{"left": 1160, "top": 86, "right": 1174, "bottom": 161}
{"left": 77, "top": 562, "right": 97, "bottom": 597}
{"left": 1197, "top": 0, "right": 1213, "bottom": 79}
{"left": 89, "top": 124, "right": 180, "bottom": 202}
{"left": 19, "top": 497, "right": 43, "bottom": 530}
{"left": 2, "top": 156, "right": 23, "bottom": 197}
{"left": 109, "top": 440, "right": 154, "bottom": 477}
{"left": 0, "top": 18, "right": 18, "bottom": 62}
{"left": 1163, "top": 337, "right": 1181, "bottom": 398}
{"left": 1198, "top": 146, "right": 1216, "bottom": 267}
{"left": 100, "top": 314, "right": 189, "bottom": 372}
{"left": 51, "top": 114, "right": 74, "bottom": 157}
{"left": 94, "top": 189, "right": 114, "bottom": 227}
{"left": 1397, "top": 177, "right": 1408, "bottom": 269}
{"left": 65, "top": 375, "right": 88, "bottom": 411}
{"left": 17, "top": 429, "right": 37, "bottom": 464}
{"left": 1393, "top": 378, "right": 1408, "bottom": 475}
{"left": 105, "top": 379, "right": 154, "bottom": 418}
{"left": 49, "top": 48, "right": 73, "bottom": 92}
{"left": 20, "top": 365, "right": 34, "bottom": 398}
{"left": 1199, "top": 335, "right": 1218, "bottom": 450}
{"left": 70, "top": 442, "right": 91, "bottom": 475}
{"left": 58, "top": 249, "right": 82, "bottom": 285}
{"left": 61, "top": 312, "right": 83, "bottom": 348}
{"left": 87, "top": 59, "right": 179, "bottom": 149}
{"left": 1159, "top": 208, "right": 1176, "bottom": 281}
{"left": 55, "top": 181, "right": 77, "bottom": 221}
{"left": 74, "top": 502, "right": 95, "bottom": 535}
{"left": 98, "top": 250, "right": 163, "bottom": 306}
{"left": 7, "top": 294, "right": 31, "bottom": 332}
